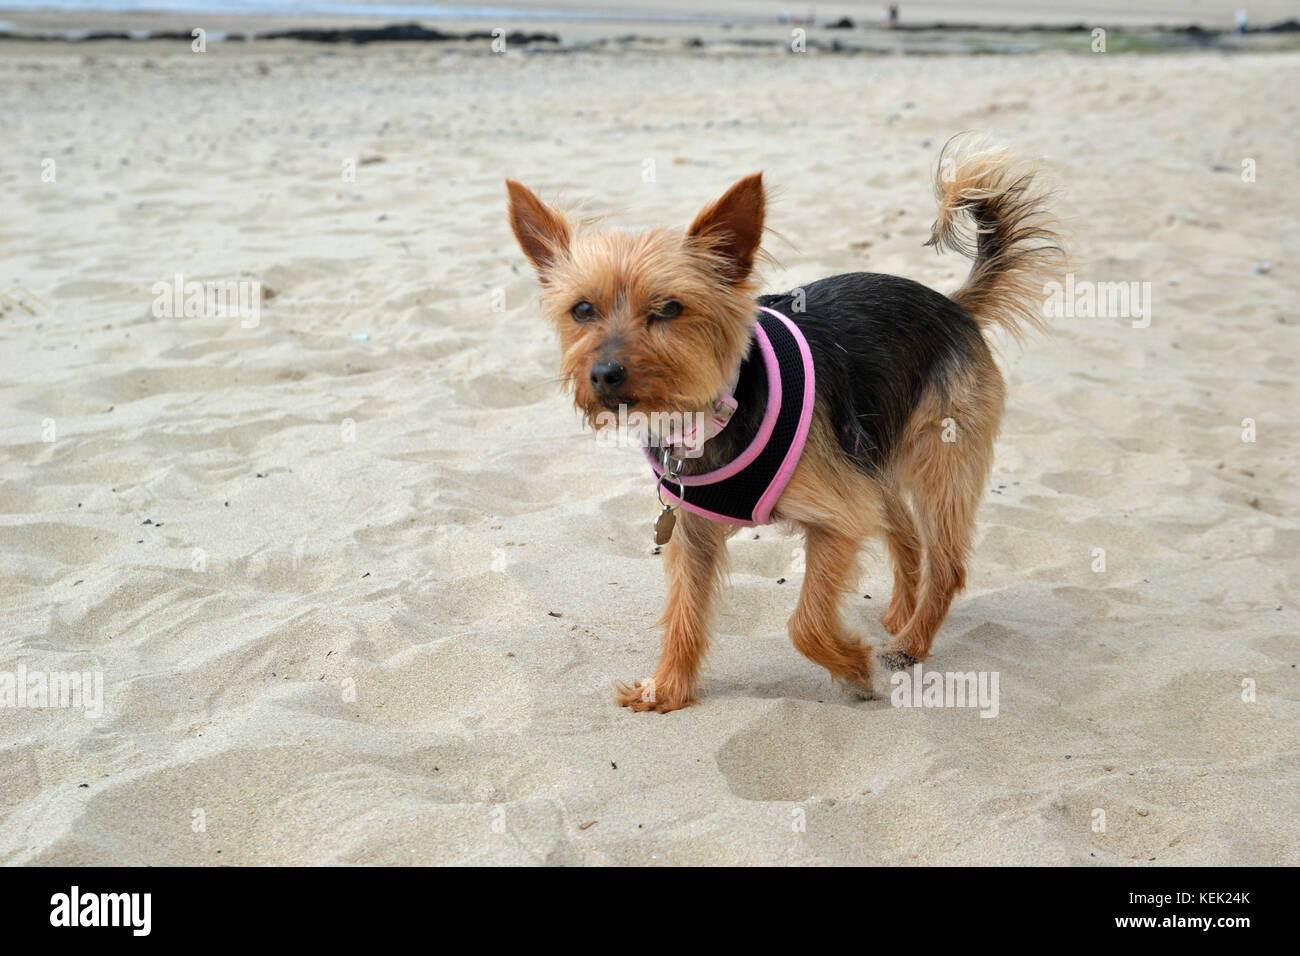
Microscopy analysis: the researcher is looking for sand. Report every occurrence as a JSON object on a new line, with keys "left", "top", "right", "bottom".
{"left": 1, "top": 34, "right": 1297, "bottom": 865}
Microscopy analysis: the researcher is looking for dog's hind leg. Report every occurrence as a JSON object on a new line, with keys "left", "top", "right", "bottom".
{"left": 886, "top": 362, "right": 1003, "bottom": 665}
{"left": 880, "top": 485, "right": 922, "bottom": 636}
{"left": 788, "top": 523, "right": 876, "bottom": 695}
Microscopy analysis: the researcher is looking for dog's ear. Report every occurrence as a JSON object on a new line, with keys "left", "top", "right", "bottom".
{"left": 506, "top": 180, "right": 571, "bottom": 275}
{"left": 688, "top": 173, "right": 765, "bottom": 283}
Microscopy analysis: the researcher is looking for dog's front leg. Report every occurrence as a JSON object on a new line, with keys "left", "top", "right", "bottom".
{"left": 616, "top": 509, "right": 729, "bottom": 713}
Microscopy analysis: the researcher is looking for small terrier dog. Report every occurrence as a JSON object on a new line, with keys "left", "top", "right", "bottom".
{"left": 507, "top": 137, "right": 1063, "bottom": 712}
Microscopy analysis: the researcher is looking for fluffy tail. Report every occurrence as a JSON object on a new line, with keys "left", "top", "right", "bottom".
{"left": 926, "top": 135, "right": 1065, "bottom": 340}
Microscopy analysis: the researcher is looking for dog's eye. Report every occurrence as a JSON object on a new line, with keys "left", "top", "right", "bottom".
{"left": 650, "top": 299, "right": 683, "bottom": 322}
{"left": 570, "top": 301, "right": 596, "bottom": 323}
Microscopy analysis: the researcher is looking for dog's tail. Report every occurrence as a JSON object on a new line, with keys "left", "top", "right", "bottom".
{"left": 926, "top": 135, "right": 1064, "bottom": 340}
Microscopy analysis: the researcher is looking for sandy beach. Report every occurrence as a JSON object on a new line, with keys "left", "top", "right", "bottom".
{"left": 1, "top": 20, "right": 1298, "bottom": 865}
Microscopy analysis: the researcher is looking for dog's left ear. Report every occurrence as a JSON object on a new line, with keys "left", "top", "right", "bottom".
{"left": 506, "top": 179, "right": 571, "bottom": 275}
{"left": 688, "top": 173, "right": 765, "bottom": 283}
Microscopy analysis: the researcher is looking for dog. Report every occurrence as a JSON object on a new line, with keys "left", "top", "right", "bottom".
{"left": 506, "top": 136, "right": 1063, "bottom": 712}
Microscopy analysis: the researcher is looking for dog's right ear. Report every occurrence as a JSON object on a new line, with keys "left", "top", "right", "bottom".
{"left": 506, "top": 180, "right": 571, "bottom": 275}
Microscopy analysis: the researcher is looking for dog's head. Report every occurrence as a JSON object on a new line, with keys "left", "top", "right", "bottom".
{"left": 505, "top": 176, "right": 765, "bottom": 427}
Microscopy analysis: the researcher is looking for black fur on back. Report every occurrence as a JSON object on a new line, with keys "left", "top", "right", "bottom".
{"left": 675, "top": 273, "right": 987, "bottom": 480}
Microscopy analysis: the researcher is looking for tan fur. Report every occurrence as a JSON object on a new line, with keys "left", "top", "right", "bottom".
{"left": 615, "top": 508, "right": 731, "bottom": 712}
{"left": 506, "top": 177, "right": 762, "bottom": 429}
{"left": 886, "top": 353, "right": 1005, "bottom": 661}
{"left": 927, "top": 134, "right": 1065, "bottom": 340}
{"left": 506, "top": 143, "right": 1062, "bottom": 713}
{"left": 879, "top": 486, "right": 922, "bottom": 636}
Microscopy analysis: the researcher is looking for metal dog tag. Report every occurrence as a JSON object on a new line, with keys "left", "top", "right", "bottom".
{"left": 654, "top": 506, "right": 677, "bottom": 545}
{"left": 654, "top": 449, "right": 686, "bottom": 545}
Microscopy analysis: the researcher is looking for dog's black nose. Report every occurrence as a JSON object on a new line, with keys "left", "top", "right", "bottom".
{"left": 590, "top": 361, "right": 627, "bottom": 392}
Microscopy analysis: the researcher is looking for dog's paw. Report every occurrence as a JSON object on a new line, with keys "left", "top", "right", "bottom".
{"left": 820, "top": 639, "right": 879, "bottom": 701}
{"left": 614, "top": 676, "right": 694, "bottom": 714}
{"left": 835, "top": 675, "right": 878, "bottom": 702}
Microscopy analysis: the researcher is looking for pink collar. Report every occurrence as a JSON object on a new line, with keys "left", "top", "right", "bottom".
{"left": 654, "top": 385, "right": 738, "bottom": 458}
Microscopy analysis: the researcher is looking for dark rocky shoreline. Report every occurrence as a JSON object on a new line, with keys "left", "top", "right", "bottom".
{"left": 1, "top": 17, "right": 1297, "bottom": 53}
